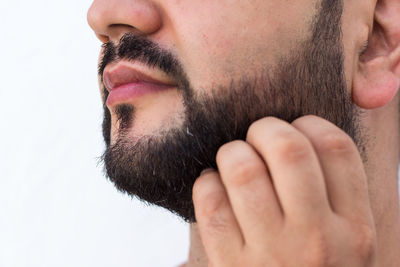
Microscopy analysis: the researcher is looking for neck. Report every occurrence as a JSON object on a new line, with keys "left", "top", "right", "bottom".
{"left": 186, "top": 99, "right": 400, "bottom": 267}
{"left": 186, "top": 224, "right": 209, "bottom": 267}
{"left": 361, "top": 96, "right": 400, "bottom": 266}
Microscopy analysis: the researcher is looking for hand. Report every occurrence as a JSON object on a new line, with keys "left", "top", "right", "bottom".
{"left": 192, "top": 116, "right": 376, "bottom": 267}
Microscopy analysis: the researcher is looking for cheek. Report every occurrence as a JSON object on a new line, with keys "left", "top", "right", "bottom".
{"left": 165, "top": 1, "right": 315, "bottom": 94}
{"left": 172, "top": 17, "right": 247, "bottom": 91}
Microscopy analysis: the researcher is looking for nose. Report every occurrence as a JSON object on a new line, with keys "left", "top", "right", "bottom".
{"left": 87, "top": 0, "right": 162, "bottom": 43}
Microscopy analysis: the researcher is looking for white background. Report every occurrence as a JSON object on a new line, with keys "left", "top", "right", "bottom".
{"left": 0, "top": 1, "right": 189, "bottom": 267}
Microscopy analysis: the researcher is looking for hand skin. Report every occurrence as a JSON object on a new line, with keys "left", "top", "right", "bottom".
{"left": 192, "top": 115, "right": 377, "bottom": 267}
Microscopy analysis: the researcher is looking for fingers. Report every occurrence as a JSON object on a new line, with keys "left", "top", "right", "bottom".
{"left": 292, "top": 115, "right": 371, "bottom": 221}
{"left": 193, "top": 115, "right": 373, "bottom": 267}
{"left": 245, "top": 117, "right": 331, "bottom": 222}
{"left": 216, "top": 141, "right": 283, "bottom": 242}
{"left": 192, "top": 170, "right": 244, "bottom": 266}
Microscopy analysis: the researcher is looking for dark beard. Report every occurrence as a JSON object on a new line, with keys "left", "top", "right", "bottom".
{"left": 100, "top": 0, "right": 364, "bottom": 222}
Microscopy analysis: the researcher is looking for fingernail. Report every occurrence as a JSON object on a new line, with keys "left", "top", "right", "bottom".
{"left": 200, "top": 168, "right": 215, "bottom": 175}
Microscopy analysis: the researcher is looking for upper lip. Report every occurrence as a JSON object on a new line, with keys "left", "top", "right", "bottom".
{"left": 102, "top": 61, "right": 177, "bottom": 92}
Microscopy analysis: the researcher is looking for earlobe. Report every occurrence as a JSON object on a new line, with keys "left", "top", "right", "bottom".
{"left": 353, "top": 66, "right": 399, "bottom": 109}
{"left": 352, "top": 45, "right": 400, "bottom": 110}
{"left": 352, "top": 0, "right": 400, "bottom": 109}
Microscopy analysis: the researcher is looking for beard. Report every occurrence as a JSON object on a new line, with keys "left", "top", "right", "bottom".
{"left": 100, "top": 0, "right": 364, "bottom": 223}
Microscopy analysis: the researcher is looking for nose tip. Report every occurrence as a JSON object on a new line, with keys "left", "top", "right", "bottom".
{"left": 87, "top": 3, "right": 109, "bottom": 43}
{"left": 87, "top": 0, "right": 162, "bottom": 43}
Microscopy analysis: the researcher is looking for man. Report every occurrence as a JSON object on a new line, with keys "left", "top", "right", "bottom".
{"left": 87, "top": 0, "right": 400, "bottom": 266}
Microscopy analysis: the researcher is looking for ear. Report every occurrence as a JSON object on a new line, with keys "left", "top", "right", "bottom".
{"left": 353, "top": 0, "right": 400, "bottom": 109}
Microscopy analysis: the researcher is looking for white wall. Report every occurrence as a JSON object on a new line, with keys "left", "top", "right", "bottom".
{"left": 0, "top": 1, "right": 189, "bottom": 266}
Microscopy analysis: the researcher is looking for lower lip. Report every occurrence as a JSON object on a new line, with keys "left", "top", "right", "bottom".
{"left": 106, "top": 82, "right": 174, "bottom": 106}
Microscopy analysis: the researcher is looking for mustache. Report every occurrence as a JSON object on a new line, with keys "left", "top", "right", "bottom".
{"left": 98, "top": 33, "right": 192, "bottom": 146}
{"left": 98, "top": 33, "right": 185, "bottom": 80}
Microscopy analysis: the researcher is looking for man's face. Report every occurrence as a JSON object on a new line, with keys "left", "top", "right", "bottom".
{"left": 92, "top": 0, "right": 322, "bottom": 138}
{"left": 88, "top": 0, "right": 364, "bottom": 222}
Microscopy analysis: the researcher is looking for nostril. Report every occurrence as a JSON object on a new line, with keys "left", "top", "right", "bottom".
{"left": 97, "top": 34, "right": 110, "bottom": 44}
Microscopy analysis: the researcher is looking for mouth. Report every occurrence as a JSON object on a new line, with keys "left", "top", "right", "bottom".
{"left": 102, "top": 61, "right": 177, "bottom": 107}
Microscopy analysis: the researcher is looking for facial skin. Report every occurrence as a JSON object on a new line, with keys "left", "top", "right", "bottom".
{"left": 98, "top": 1, "right": 362, "bottom": 222}
{"left": 88, "top": 0, "right": 400, "bottom": 266}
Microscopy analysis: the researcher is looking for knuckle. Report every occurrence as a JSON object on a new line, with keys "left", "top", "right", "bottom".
{"left": 304, "top": 230, "right": 332, "bottom": 267}
{"left": 196, "top": 187, "right": 227, "bottom": 219}
{"left": 272, "top": 131, "right": 311, "bottom": 162}
{"left": 246, "top": 120, "right": 261, "bottom": 140}
{"left": 292, "top": 115, "right": 321, "bottom": 127}
{"left": 353, "top": 224, "right": 376, "bottom": 260}
{"left": 216, "top": 140, "right": 247, "bottom": 165}
{"left": 200, "top": 192, "right": 230, "bottom": 233}
{"left": 246, "top": 117, "right": 277, "bottom": 140}
{"left": 216, "top": 141, "right": 265, "bottom": 188}
{"left": 298, "top": 114, "right": 321, "bottom": 121}
{"left": 228, "top": 160, "right": 264, "bottom": 187}
{"left": 317, "top": 132, "right": 355, "bottom": 154}
{"left": 192, "top": 175, "right": 224, "bottom": 214}
{"left": 192, "top": 175, "right": 210, "bottom": 204}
